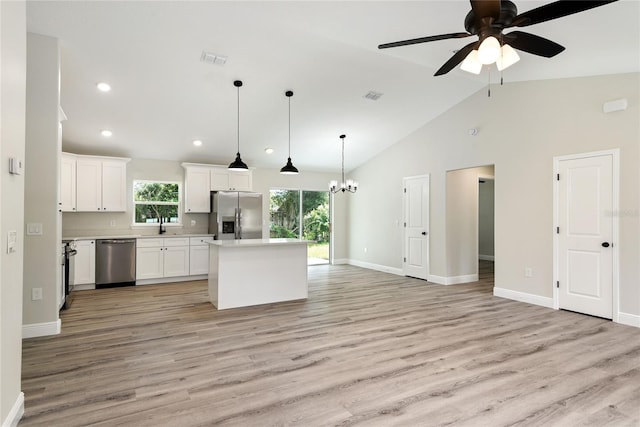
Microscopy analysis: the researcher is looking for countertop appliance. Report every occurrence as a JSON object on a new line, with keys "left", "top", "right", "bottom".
{"left": 61, "top": 241, "right": 77, "bottom": 310}
{"left": 209, "top": 191, "right": 263, "bottom": 240}
{"left": 96, "top": 239, "right": 136, "bottom": 288}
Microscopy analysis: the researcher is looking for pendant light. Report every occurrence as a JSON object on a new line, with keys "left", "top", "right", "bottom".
{"left": 280, "top": 90, "right": 299, "bottom": 175}
{"left": 228, "top": 80, "right": 248, "bottom": 171}
{"left": 329, "top": 134, "right": 358, "bottom": 194}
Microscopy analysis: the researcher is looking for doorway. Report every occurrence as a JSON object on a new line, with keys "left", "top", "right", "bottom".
{"left": 478, "top": 176, "right": 495, "bottom": 281}
{"left": 554, "top": 150, "right": 619, "bottom": 319}
{"left": 269, "top": 189, "right": 330, "bottom": 265}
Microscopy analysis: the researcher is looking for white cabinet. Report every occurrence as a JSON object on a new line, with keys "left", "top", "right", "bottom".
{"left": 189, "top": 236, "right": 214, "bottom": 275}
{"left": 184, "top": 167, "right": 211, "bottom": 213}
{"left": 182, "top": 163, "right": 253, "bottom": 212}
{"left": 74, "top": 240, "right": 96, "bottom": 285}
{"left": 136, "top": 237, "right": 190, "bottom": 280}
{"left": 74, "top": 155, "right": 129, "bottom": 212}
{"left": 211, "top": 167, "right": 252, "bottom": 191}
{"left": 76, "top": 158, "right": 102, "bottom": 212}
{"left": 101, "top": 160, "right": 128, "bottom": 211}
{"left": 60, "top": 153, "right": 77, "bottom": 212}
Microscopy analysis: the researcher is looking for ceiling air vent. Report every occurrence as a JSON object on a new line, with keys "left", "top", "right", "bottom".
{"left": 364, "top": 91, "right": 383, "bottom": 101}
{"left": 200, "top": 51, "right": 227, "bottom": 66}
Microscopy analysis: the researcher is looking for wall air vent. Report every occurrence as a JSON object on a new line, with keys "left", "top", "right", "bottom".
{"left": 200, "top": 51, "right": 227, "bottom": 66}
{"left": 363, "top": 91, "right": 383, "bottom": 101}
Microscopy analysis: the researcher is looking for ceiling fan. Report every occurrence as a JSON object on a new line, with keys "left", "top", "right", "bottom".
{"left": 378, "top": 0, "right": 619, "bottom": 76}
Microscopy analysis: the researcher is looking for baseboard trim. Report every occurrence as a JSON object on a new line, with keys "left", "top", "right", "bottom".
{"left": 1, "top": 392, "right": 24, "bottom": 427}
{"left": 346, "top": 259, "right": 403, "bottom": 276}
{"left": 617, "top": 312, "right": 640, "bottom": 328}
{"left": 428, "top": 274, "right": 479, "bottom": 285}
{"left": 22, "top": 319, "right": 61, "bottom": 339}
{"left": 479, "top": 254, "right": 495, "bottom": 261}
{"left": 136, "top": 275, "right": 207, "bottom": 286}
{"left": 493, "top": 287, "right": 554, "bottom": 309}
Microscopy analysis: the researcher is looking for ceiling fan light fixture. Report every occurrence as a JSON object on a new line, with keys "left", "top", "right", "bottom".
{"left": 478, "top": 36, "right": 501, "bottom": 65}
{"left": 496, "top": 44, "right": 520, "bottom": 71}
{"left": 460, "top": 49, "right": 482, "bottom": 74}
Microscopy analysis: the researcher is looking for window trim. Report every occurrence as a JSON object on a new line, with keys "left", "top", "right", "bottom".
{"left": 132, "top": 179, "right": 182, "bottom": 227}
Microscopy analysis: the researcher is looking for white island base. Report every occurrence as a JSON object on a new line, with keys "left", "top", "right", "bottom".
{"left": 208, "top": 238, "right": 311, "bottom": 310}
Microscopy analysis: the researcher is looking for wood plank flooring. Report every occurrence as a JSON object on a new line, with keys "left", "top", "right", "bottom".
{"left": 21, "top": 262, "right": 640, "bottom": 426}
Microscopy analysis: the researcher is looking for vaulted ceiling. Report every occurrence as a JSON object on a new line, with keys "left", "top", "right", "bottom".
{"left": 26, "top": 1, "right": 639, "bottom": 172}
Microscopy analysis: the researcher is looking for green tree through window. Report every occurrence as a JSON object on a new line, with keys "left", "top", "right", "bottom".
{"left": 133, "top": 181, "right": 181, "bottom": 225}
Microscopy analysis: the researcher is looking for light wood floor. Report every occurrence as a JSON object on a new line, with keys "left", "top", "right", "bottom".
{"left": 21, "top": 262, "right": 640, "bottom": 426}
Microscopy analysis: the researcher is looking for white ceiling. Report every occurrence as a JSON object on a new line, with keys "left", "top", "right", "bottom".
{"left": 26, "top": 1, "right": 639, "bottom": 173}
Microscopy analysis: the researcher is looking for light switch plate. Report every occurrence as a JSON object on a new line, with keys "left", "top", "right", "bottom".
{"left": 26, "top": 223, "right": 43, "bottom": 236}
{"left": 7, "top": 230, "right": 17, "bottom": 254}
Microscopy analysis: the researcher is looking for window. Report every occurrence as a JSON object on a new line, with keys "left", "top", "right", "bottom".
{"left": 133, "top": 180, "right": 181, "bottom": 226}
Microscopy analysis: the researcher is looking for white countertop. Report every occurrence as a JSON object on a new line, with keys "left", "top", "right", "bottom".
{"left": 208, "top": 238, "right": 313, "bottom": 248}
{"left": 63, "top": 234, "right": 214, "bottom": 241}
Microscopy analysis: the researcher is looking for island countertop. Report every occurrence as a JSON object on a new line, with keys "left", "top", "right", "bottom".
{"left": 208, "top": 238, "right": 314, "bottom": 248}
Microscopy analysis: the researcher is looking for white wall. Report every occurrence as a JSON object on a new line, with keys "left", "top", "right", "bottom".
{"left": 478, "top": 179, "right": 495, "bottom": 259}
{"left": 348, "top": 73, "right": 639, "bottom": 318}
{"left": 1, "top": 1, "right": 26, "bottom": 424}
{"left": 23, "top": 33, "right": 61, "bottom": 331}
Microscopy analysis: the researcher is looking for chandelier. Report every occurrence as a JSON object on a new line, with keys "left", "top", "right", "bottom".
{"left": 329, "top": 134, "right": 358, "bottom": 194}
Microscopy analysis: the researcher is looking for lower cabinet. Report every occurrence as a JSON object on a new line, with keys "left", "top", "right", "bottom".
{"left": 74, "top": 239, "right": 96, "bottom": 285}
{"left": 189, "top": 236, "right": 214, "bottom": 275}
{"left": 136, "top": 237, "right": 190, "bottom": 280}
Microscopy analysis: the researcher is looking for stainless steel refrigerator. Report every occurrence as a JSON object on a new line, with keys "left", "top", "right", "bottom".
{"left": 209, "top": 191, "right": 263, "bottom": 240}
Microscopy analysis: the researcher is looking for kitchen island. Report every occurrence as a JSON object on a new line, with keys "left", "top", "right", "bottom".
{"left": 208, "top": 238, "right": 312, "bottom": 310}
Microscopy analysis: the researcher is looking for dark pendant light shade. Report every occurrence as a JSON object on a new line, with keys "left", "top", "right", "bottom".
{"left": 229, "top": 80, "right": 249, "bottom": 171}
{"left": 280, "top": 157, "right": 299, "bottom": 175}
{"left": 280, "top": 90, "right": 299, "bottom": 175}
{"left": 229, "top": 152, "right": 248, "bottom": 170}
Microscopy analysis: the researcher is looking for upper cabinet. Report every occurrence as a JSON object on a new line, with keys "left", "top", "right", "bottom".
{"left": 60, "top": 153, "right": 77, "bottom": 212}
{"left": 62, "top": 153, "right": 130, "bottom": 212}
{"left": 182, "top": 163, "right": 253, "bottom": 213}
{"left": 184, "top": 166, "right": 211, "bottom": 213}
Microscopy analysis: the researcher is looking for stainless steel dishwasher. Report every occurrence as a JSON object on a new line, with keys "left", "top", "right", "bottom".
{"left": 96, "top": 239, "right": 136, "bottom": 288}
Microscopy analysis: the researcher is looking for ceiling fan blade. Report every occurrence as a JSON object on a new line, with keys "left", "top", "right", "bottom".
{"left": 503, "top": 31, "right": 565, "bottom": 57}
{"left": 434, "top": 41, "right": 479, "bottom": 76}
{"left": 378, "top": 33, "right": 471, "bottom": 49}
{"left": 470, "top": 0, "right": 502, "bottom": 21}
{"left": 509, "top": 0, "right": 618, "bottom": 27}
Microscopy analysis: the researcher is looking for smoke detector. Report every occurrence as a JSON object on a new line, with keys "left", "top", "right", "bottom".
{"left": 200, "top": 51, "right": 227, "bottom": 66}
{"left": 363, "top": 90, "right": 383, "bottom": 101}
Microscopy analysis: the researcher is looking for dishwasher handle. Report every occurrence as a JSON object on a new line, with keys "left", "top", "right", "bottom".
{"left": 99, "top": 239, "right": 136, "bottom": 244}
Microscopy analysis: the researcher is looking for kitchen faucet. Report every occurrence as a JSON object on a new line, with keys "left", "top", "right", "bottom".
{"left": 159, "top": 215, "right": 166, "bottom": 234}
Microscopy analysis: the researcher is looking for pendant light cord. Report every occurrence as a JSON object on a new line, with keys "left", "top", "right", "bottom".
{"left": 236, "top": 85, "right": 240, "bottom": 154}
{"left": 288, "top": 96, "right": 291, "bottom": 158}
{"left": 341, "top": 136, "right": 346, "bottom": 185}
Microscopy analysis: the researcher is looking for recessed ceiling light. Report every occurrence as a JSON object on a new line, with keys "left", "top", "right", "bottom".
{"left": 100, "top": 129, "right": 113, "bottom": 137}
{"left": 96, "top": 82, "right": 111, "bottom": 92}
{"left": 193, "top": 139, "right": 203, "bottom": 146}
{"left": 264, "top": 147, "right": 274, "bottom": 154}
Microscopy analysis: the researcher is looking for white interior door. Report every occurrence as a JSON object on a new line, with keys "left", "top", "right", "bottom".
{"left": 557, "top": 153, "right": 614, "bottom": 319}
{"left": 403, "top": 175, "right": 429, "bottom": 280}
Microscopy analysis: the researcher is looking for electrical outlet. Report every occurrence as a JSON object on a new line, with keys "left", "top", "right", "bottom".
{"left": 109, "top": 220, "right": 116, "bottom": 227}
{"left": 32, "top": 288, "right": 43, "bottom": 301}
{"left": 190, "top": 220, "right": 196, "bottom": 226}
{"left": 525, "top": 268, "right": 533, "bottom": 278}
{"left": 364, "top": 247, "right": 368, "bottom": 253}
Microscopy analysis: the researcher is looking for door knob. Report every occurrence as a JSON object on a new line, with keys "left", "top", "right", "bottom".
{"left": 601, "top": 242, "right": 610, "bottom": 248}
{"left": 421, "top": 231, "right": 427, "bottom": 236}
